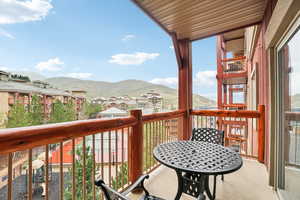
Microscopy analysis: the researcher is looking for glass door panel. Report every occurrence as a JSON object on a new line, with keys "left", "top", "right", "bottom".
{"left": 278, "top": 26, "right": 300, "bottom": 200}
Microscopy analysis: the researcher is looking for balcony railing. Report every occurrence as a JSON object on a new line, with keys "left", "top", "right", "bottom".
{"left": 0, "top": 107, "right": 265, "bottom": 200}
{"left": 191, "top": 105, "right": 265, "bottom": 161}
{"left": 221, "top": 56, "right": 246, "bottom": 74}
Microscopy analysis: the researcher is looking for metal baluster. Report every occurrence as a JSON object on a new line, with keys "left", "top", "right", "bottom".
{"left": 8, "top": 153, "right": 13, "bottom": 200}
{"left": 145, "top": 123, "right": 148, "bottom": 171}
{"left": 60, "top": 142, "right": 63, "bottom": 200}
{"left": 28, "top": 149, "right": 32, "bottom": 200}
{"left": 108, "top": 131, "right": 112, "bottom": 186}
{"left": 115, "top": 130, "right": 118, "bottom": 190}
{"left": 45, "top": 145, "right": 49, "bottom": 200}
{"left": 72, "top": 139, "right": 76, "bottom": 200}
{"left": 92, "top": 135, "right": 96, "bottom": 200}
{"left": 83, "top": 137, "right": 86, "bottom": 200}
{"left": 101, "top": 132, "right": 104, "bottom": 200}
{"left": 121, "top": 128, "right": 124, "bottom": 189}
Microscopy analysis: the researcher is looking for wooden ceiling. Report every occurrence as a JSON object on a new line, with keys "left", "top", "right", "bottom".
{"left": 132, "top": 0, "right": 267, "bottom": 41}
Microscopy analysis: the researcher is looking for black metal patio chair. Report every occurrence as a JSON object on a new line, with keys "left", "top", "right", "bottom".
{"left": 95, "top": 174, "right": 164, "bottom": 200}
{"left": 182, "top": 128, "right": 225, "bottom": 199}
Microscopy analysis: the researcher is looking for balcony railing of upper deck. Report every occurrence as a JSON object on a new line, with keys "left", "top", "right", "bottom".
{"left": 0, "top": 107, "right": 265, "bottom": 200}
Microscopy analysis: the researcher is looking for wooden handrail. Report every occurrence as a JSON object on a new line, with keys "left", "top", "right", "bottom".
{"left": 285, "top": 112, "right": 300, "bottom": 121}
{"left": 142, "top": 109, "right": 186, "bottom": 122}
{"left": 191, "top": 109, "right": 261, "bottom": 118}
{"left": 0, "top": 110, "right": 187, "bottom": 155}
{"left": 221, "top": 56, "right": 246, "bottom": 62}
{"left": 0, "top": 117, "right": 137, "bottom": 154}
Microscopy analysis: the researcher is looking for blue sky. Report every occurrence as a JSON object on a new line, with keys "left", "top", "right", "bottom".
{"left": 0, "top": 0, "right": 217, "bottom": 100}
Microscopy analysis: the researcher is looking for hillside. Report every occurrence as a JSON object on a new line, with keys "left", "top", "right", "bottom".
{"left": 45, "top": 77, "right": 216, "bottom": 107}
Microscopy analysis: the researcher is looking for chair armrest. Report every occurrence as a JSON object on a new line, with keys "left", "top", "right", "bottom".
{"left": 122, "top": 174, "right": 150, "bottom": 196}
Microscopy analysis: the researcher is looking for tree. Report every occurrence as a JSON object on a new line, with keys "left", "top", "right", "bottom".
{"left": 64, "top": 145, "right": 99, "bottom": 200}
{"left": 111, "top": 163, "right": 128, "bottom": 190}
{"left": 50, "top": 100, "right": 76, "bottom": 123}
{"left": 6, "top": 101, "right": 31, "bottom": 128}
{"left": 83, "top": 102, "right": 103, "bottom": 119}
{"left": 28, "top": 95, "right": 43, "bottom": 125}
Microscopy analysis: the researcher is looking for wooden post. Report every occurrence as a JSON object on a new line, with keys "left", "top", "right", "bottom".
{"left": 128, "top": 110, "right": 143, "bottom": 183}
{"left": 258, "top": 104, "right": 265, "bottom": 163}
{"left": 173, "top": 36, "right": 192, "bottom": 140}
{"left": 216, "top": 36, "right": 223, "bottom": 109}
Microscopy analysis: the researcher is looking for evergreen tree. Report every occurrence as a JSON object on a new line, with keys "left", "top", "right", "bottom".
{"left": 28, "top": 95, "right": 43, "bottom": 125}
{"left": 83, "top": 102, "right": 103, "bottom": 119}
{"left": 6, "top": 101, "right": 30, "bottom": 128}
{"left": 65, "top": 100, "right": 77, "bottom": 121}
{"left": 50, "top": 100, "right": 76, "bottom": 123}
{"left": 111, "top": 163, "right": 128, "bottom": 190}
{"left": 64, "top": 145, "right": 99, "bottom": 200}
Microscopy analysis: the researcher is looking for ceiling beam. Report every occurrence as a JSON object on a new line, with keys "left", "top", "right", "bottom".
{"left": 171, "top": 33, "right": 183, "bottom": 69}
{"left": 225, "top": 36, "right": 245, "bottom": 42}
{"left": 191, "top": 20, "right": 262, "bottom": 42}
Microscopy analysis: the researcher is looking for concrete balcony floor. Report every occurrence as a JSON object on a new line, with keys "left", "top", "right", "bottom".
{"left": 130, "top": 159, "right": 278, "bottom": 200}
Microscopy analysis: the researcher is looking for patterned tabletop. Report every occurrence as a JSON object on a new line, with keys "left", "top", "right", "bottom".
{"left": 153, "top": 141, "right": 243, "bottom": 175}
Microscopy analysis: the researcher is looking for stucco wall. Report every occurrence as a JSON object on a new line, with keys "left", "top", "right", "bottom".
{"left": 0, "top": 92, "right": 9, "bottom": 127}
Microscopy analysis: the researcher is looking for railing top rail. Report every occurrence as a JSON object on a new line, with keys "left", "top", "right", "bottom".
{"left": 221, "top": 56, "right": 246, "bottom": 62}
{"left": 285, "top": 112, "right": 300, "bottom": 121}
{"left": 142, "top": 109, "right": 186, "bottom": 122}
{"left": 0, "top": 109, "right": 187, "bottom": 155}
{"left": 0, "top": 116, "right": 137, "bottom": 155}
{"left": 191, "top": 109, "right": 261, "bottom": 118}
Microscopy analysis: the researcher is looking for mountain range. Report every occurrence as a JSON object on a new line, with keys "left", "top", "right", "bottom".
{"left": 44, "top": 77, "right": 216, "bottom": 107}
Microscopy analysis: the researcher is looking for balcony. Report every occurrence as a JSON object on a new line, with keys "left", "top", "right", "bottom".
{"left": 219, "top": 57, "right": 248, "bottom": 85}
{"left": 130, "top": 159, "right": 276, "bottom": 200}
{"left": 0, "top": 107, "right": 268, "bottom": 200}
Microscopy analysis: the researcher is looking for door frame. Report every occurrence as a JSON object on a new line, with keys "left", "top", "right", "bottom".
{"left": 274, "top": 15, "right": 300, "bottom": 198}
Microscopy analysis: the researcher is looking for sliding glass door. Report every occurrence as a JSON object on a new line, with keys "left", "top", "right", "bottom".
{"left": 277, "top": 22, "right": 300, "bottom": 200}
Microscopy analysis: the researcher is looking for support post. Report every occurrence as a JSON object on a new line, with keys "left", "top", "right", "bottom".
{"left": 173, "top": 37, "right": 192, "bottom": 140}
{"left": 128, "top": 110, "right": 143, "bottom": 183}
{"left": 258, "top": 104, "right": 265, "bottom": 163}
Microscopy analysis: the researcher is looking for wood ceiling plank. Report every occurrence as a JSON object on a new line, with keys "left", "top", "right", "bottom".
{"left": 187, "top": 19, "right": 262, "bottom": 40}
{"left": 175, "top": 11, "right": 264, "bottom": 38}
{"left": 164, "top": 1, "right": 265, "bottom": 30}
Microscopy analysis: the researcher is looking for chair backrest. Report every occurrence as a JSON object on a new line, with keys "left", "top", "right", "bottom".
{"left": 191, "top": 128, "right": 224, "bottom": 145}
{"left": 95, "top": 180, "right": 129, "bottom": 200}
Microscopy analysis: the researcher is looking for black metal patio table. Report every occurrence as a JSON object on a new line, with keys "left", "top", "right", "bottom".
{"left": 153, "top": 141, "right": 243, "bottom": 200}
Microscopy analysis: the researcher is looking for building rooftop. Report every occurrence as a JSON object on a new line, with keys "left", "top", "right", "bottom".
{"left": 99, "top": 107, "right": 128, "bottom": 115}
{"left": 0, "top": 80, "right": 72, "bottom": 97}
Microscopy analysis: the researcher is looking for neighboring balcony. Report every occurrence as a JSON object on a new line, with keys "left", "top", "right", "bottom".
{"left": 0, "top": 107, "right": 270, "bottom": 200}
{"left": 219, "top": 56, "right": 248, "bottom": 85}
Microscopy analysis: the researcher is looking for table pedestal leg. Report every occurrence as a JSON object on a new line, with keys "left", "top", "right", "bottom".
{"left": 175, "top": 170, "right": 183, "bottom": 200}
{"left": 175, "top": 171, "right": 211, "bottom": 200}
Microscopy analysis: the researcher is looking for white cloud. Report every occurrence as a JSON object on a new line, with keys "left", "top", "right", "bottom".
{"left": 149, "top": 77, "right": 178, "bottom": 88}
{"left": 0, "top": 66, "right": 9, "bottom": 71}
{"left": 0, "top": 0, "right": 53, "bottom": 24}
{"left": 0, "top": 28, "right": 15, "bottom": 39}
{"left": 66, "top": 73, "right": 92, "bottom": 79}
{"left": 35, "top": 57, "right": 63, "bottom": 71}
{"left": 109, "top": 52, "right": 159, "bottom": 65}
{"left": 122, "top": 34, "right": 135, "bottom": 42}
{"left": 194, "top": 70, "right": 217, "bottom": 87}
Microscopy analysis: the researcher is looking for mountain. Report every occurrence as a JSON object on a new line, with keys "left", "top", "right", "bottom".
{"left": 45, "top": 77, "right": 216, "bottom": 107}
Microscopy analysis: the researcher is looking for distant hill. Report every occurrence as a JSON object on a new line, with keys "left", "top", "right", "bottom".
{"left": 45, "top": 77, "right": 216, "bottom": 107}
